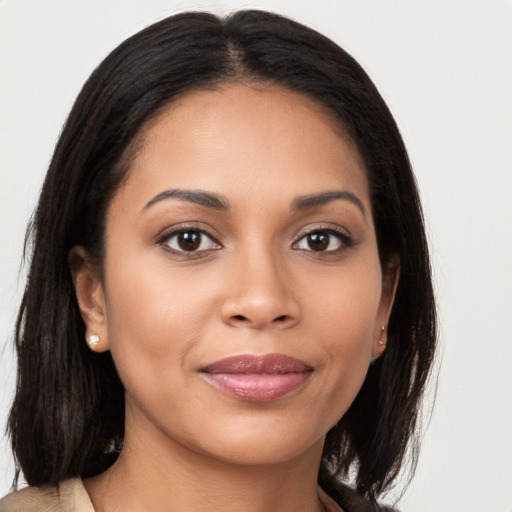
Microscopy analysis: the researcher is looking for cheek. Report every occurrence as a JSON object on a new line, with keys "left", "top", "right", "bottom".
{"left": 302, "top": 260, "right": 382, "bottom": 414}
{"left": 306, "top": 259, "right": 383, "bottom": 347}
{"left": 104, "top": 240, "right": 216, "bottom": 337}
{"left": 100, "top": 251, "right": 212, "bottom": 395}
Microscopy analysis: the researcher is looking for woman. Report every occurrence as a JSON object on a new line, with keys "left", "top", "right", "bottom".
{"left": 0, "top": 10, "right": 436, "bottom": 512}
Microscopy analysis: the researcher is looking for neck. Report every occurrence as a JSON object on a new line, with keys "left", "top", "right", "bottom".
{"left": 85, "top": 410, "right": 326, "bottom": 512}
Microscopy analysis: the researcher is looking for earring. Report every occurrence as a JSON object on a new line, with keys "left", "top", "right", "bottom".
{"left": 378, "top": 325, "right": 386, "bottom": 346}
{"left": 86, "top": 333, "right": 100, "bottom": 351}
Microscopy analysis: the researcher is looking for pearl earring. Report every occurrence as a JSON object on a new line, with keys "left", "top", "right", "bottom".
{"left": 86, "top": 333, "right": 100, "bottom": 351}
{"left": 378, "top": 325, "right": 386, "bottom": 346}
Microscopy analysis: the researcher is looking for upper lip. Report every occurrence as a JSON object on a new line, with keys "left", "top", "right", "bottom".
{"left": 200, "top": 354, "right": 313, "bottom": 374}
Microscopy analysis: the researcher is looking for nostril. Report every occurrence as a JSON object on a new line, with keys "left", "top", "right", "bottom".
{"left": 274, "top": 315, "right": 288, "bottom": 322}
{"left": 234, "top": 315, "right": 247, "bottom": 321}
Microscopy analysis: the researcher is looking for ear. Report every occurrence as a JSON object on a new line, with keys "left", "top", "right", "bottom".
{"left": 372, "top": 253, "right": 400, "bottom": 359}
{"left": 69, "top": 246, "right": 110, "bottom": 352}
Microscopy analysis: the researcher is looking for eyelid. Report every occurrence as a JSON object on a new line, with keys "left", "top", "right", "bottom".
{"left": 292, "top": 223, "right": 351, "bottom": 241}
{"left": 155, "top": 222, "right": 220, "bottom": 242}
{"left": 156, "top": 222, "right": 223, "bottom": 253}
{"left": 292, "top": 223, "right": 354, "bottom": 252}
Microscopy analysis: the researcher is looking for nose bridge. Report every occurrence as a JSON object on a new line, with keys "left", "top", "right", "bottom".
{"left": 221, "top": 237, "right": 299, "bottom": 329}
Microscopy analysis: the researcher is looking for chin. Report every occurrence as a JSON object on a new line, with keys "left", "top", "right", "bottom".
{"left": 180, "top": 414, "right": 329, "bottom": 467}
{"left": 199, "top": 437, "right": 322, "bottom": 467}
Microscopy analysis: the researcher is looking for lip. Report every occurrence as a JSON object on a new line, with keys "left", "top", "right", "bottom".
{"left": 200, "top": 354, "right": 313, "bottom": 402}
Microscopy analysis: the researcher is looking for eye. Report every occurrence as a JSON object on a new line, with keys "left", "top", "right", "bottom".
{"left": 294, "top": 230, "right": 350, "bottom": 253}
{"left": 162, "top": 229, "right": 221, "bottom": 253}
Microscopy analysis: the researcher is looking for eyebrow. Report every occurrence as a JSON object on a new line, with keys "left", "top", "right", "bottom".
{"left": 292, "top": 190, "right": 366, "bottom": 217}
{"left": 143, "top": 189, "right": 230, "bottom": 211}
{"left": 142, "top": 187, "right": 366, "bottom": 217}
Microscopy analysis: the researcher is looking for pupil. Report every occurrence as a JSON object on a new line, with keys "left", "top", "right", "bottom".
{"left": 308, "top": 233, "right": 328, "bottom": 251}
{"left": 178, "top": 231, "right": 200, "bottom": 251}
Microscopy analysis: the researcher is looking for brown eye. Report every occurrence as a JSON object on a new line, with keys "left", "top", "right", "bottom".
{"left": 164, "top": 229, "right": 220, "bottom": 253}
{"left": 306, "top": 232, "right": 329, "bottom": 251}
{"left": 177, "top": 231, "right": 201, "bottom": 251}
{"left": 294, "top": 229, "right": 349, "bottom": 253}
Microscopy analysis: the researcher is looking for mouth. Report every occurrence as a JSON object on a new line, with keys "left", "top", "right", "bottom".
{"left": 199, "top": 354, "right": 313, "bottom": 402}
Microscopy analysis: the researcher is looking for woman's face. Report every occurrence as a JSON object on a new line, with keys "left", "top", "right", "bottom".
{"left": 76, "top": 84, "right": 397, "bottom": 466}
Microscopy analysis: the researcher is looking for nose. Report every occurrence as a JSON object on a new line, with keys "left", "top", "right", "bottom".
{"left": 220, "top": 249, "right": 300, "bottom": 330}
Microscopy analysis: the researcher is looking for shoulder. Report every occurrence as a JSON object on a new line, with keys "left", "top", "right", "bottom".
{"left": 0, "top": 485, "right": 61, "bottom": 512}
{"left": 0, "top": 478, "right": 94, "bottom": 512}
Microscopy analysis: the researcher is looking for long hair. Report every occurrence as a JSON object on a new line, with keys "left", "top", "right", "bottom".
{"left": 8, "top": 10, "right": 436, "bottom": 502}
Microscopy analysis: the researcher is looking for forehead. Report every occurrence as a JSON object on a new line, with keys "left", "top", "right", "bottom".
{"left": 112, "top": 83, "right": 370, "bottom": 213}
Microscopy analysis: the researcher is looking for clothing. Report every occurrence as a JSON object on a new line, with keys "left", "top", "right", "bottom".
{"left": 0, "top": 478, "right": 395, "bottom": 511}
{"left": 0, "top": 479, "right": 93, "bottom": 512}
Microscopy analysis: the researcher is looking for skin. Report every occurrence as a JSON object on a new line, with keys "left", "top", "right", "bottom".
{"left": 72, "top": 83, "right": 399, "bottom": 512}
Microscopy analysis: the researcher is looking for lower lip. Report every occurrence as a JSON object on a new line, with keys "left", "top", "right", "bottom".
{"left": 201, "top": 372, "right": 311, "bottom": 402}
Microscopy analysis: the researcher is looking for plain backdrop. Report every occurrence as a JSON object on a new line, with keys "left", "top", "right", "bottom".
{"left": 1, "top": 1, "right": 511, "bottom": 510}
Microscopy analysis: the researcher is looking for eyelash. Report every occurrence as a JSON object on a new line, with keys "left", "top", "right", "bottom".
{"left": 157, "top": 224, "right": 222, "bottom": 257}
{"left": 293, "top": 226, "right": 354, "bottom": 255}
{"left": 157, "top": 224, "right": 354, "bottom": 257}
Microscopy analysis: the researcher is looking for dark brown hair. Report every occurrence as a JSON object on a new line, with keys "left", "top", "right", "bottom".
{"left": 8, "top": 10, "right": 436, "bottom": 503}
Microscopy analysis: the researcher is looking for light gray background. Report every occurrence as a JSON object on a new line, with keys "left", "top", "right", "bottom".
{"left": 1, "top": 1, "right": 511, "bottom": 510}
